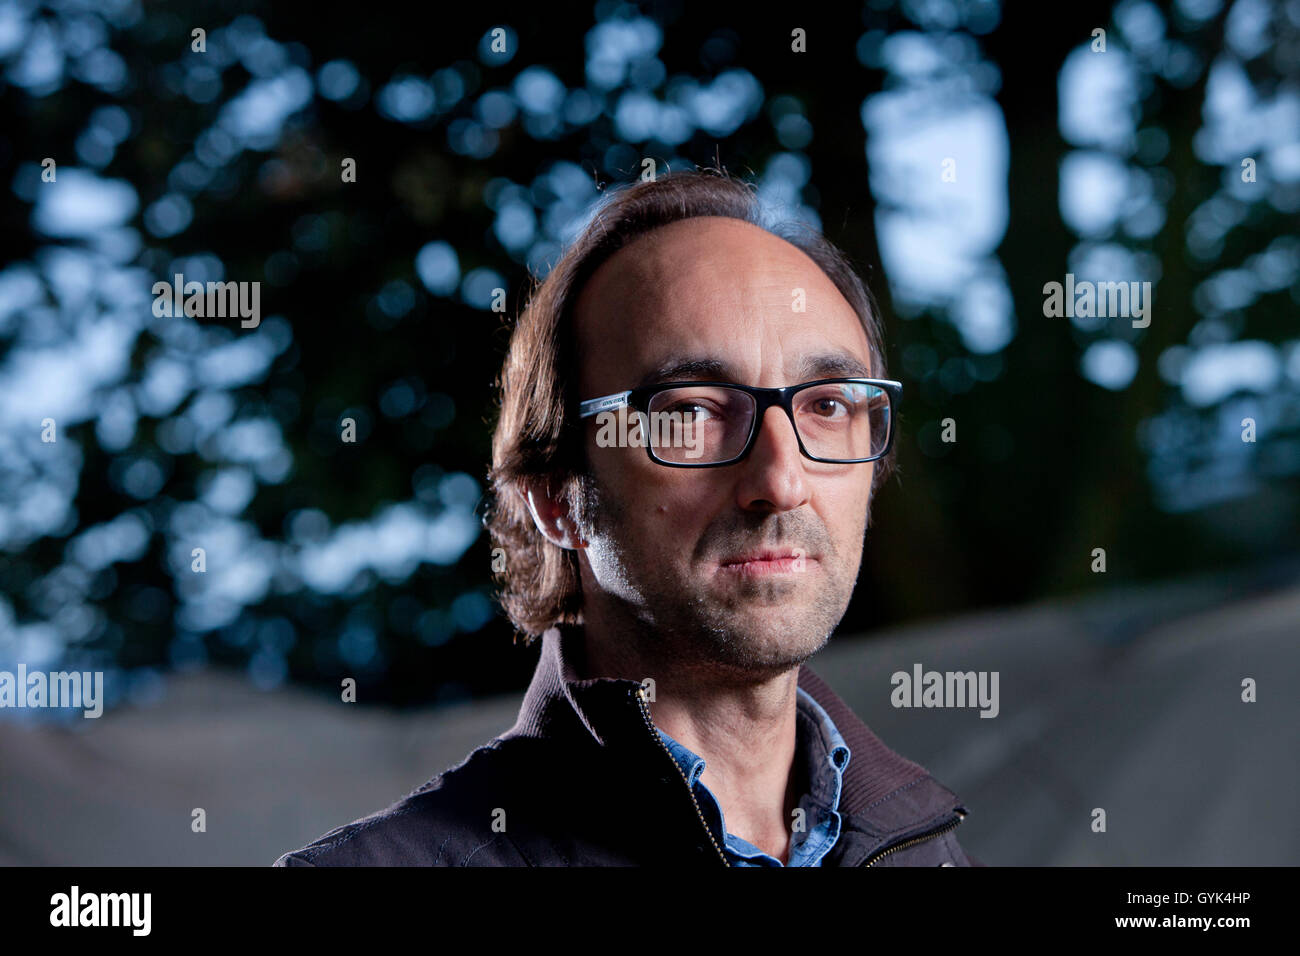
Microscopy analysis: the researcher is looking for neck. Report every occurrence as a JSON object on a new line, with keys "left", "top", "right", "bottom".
{"left": 578, "top": 600, "right": 803, "bottom": 863}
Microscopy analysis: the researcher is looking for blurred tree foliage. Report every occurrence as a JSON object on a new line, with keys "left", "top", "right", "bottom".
{"left": 0, "top": 0, "right": 1295, "bottom": 711}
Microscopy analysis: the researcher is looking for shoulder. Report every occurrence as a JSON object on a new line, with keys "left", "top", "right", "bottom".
{"left": 272, "top": 737, "right": 546, "bottom": 867}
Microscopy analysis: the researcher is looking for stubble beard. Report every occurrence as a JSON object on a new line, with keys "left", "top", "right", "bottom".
{"left": 574, "top": 471, "right": 861, "bottom": 685}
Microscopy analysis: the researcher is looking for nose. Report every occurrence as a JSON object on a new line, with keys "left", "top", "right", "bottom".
{"left": 734, "top": 406, "right": 809, "bottom": 513}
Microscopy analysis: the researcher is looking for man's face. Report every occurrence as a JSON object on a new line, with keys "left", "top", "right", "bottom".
{"left": 571, "top": 216, "right": 876, "bottom": 681}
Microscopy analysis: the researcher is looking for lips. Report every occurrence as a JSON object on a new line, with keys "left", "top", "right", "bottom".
{"left": 720, "top": 548, "right": 805, "bottom": 566}
{"left": 716, "top": 548, "right": 817, "bottom": 577}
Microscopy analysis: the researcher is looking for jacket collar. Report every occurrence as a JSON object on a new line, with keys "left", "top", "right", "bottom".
{"left": 503, "top": 625, "right": 966, "bottom": 843}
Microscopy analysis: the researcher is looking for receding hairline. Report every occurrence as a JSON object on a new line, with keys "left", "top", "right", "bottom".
{"left": 572, "top": 213, "right": 862, "bottom": 331}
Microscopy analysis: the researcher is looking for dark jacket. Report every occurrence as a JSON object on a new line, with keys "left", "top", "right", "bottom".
{"left": 274, "top": 625, "right": 983, "bottom": 866}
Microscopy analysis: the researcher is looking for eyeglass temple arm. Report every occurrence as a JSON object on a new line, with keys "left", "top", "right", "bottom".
{"left": 578, "top": 391, "right": 631, "bottom": 418}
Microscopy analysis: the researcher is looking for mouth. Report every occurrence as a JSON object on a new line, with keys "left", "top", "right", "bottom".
{"left": 716, "top": 548, "right": 817, "bottom": 577}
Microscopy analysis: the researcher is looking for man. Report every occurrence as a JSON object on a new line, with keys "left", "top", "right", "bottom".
{"left": 274, "top": 169, "right": 982, "bottom": 867}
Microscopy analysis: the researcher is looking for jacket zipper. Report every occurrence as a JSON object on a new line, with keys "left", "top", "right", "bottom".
{"left": 862, "top": 808, "right": 967, "bottom": 867}
{"left": 633, "top": 686, "right": 730, "bottom": 867}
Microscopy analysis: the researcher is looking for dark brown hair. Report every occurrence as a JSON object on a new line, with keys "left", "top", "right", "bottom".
{"left": 485, "top": 167, "right": 894, "bottom": 640}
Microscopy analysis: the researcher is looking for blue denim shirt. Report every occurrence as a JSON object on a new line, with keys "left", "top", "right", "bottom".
{"left": 656, "top": 686, "right": 851, "bottom": 866}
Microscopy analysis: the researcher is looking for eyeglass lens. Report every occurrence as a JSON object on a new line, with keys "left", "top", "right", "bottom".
{"left": 640, "top": 381, "right": 890, "bottom": 463}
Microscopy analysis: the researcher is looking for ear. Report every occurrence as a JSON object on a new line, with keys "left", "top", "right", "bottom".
{"left": 520, "top": 478, "right": 588, "bottom": 550}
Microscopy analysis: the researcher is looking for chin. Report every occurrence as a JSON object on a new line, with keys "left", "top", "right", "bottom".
{"left": 721, "top": 598, "right": 834, "bottom": 631}
{"left": 715, "top": 615, "right": 832, "bottom": 658}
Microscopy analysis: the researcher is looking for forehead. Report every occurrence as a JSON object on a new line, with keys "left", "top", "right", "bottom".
{"left": 572, "top": 216, "right": 873, "bottom": 393}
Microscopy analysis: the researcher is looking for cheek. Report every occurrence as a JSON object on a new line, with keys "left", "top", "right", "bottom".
{"left": 825, "top": 481, "right": 872, "bottom": 541}
{"left": 633, "top": 477, "right": 718, "bottom": 531}
{"left": 594, "top": 458, "right": 717, "bottom": 534}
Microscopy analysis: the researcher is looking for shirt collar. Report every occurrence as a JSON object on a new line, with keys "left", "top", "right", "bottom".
{"left": 656, "top": 688, "right": 850, "bottom": 807}
{"left": 793, "top": 686, "right": 852, "bottom": 808}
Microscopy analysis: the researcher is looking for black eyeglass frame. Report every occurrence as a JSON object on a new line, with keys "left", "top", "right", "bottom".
{"left": 577, "top": 377, "right": 903, "bottom": 468}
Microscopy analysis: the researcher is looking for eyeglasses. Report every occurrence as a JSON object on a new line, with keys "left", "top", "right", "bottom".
{"left": 578, "top": 378, "right": 902, "bottom": 467}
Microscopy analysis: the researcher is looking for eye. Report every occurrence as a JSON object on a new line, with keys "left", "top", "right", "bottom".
{"left": 809, "top": 397, "right": 847, "bottom": 418}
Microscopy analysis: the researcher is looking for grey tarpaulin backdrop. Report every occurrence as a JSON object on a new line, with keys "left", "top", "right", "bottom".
{"left": 2, "top": 569, "right": 1296, "bottom": 866}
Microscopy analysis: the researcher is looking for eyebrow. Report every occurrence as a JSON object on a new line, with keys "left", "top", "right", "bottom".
{"left": 638, "top": 357, "right": 730, "bottom": 387}
{"left": 797, "top": 352, "right": 873, "bottom": 380}
{"left": 636, "top": 351, "right": 872, "bottom": 388}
